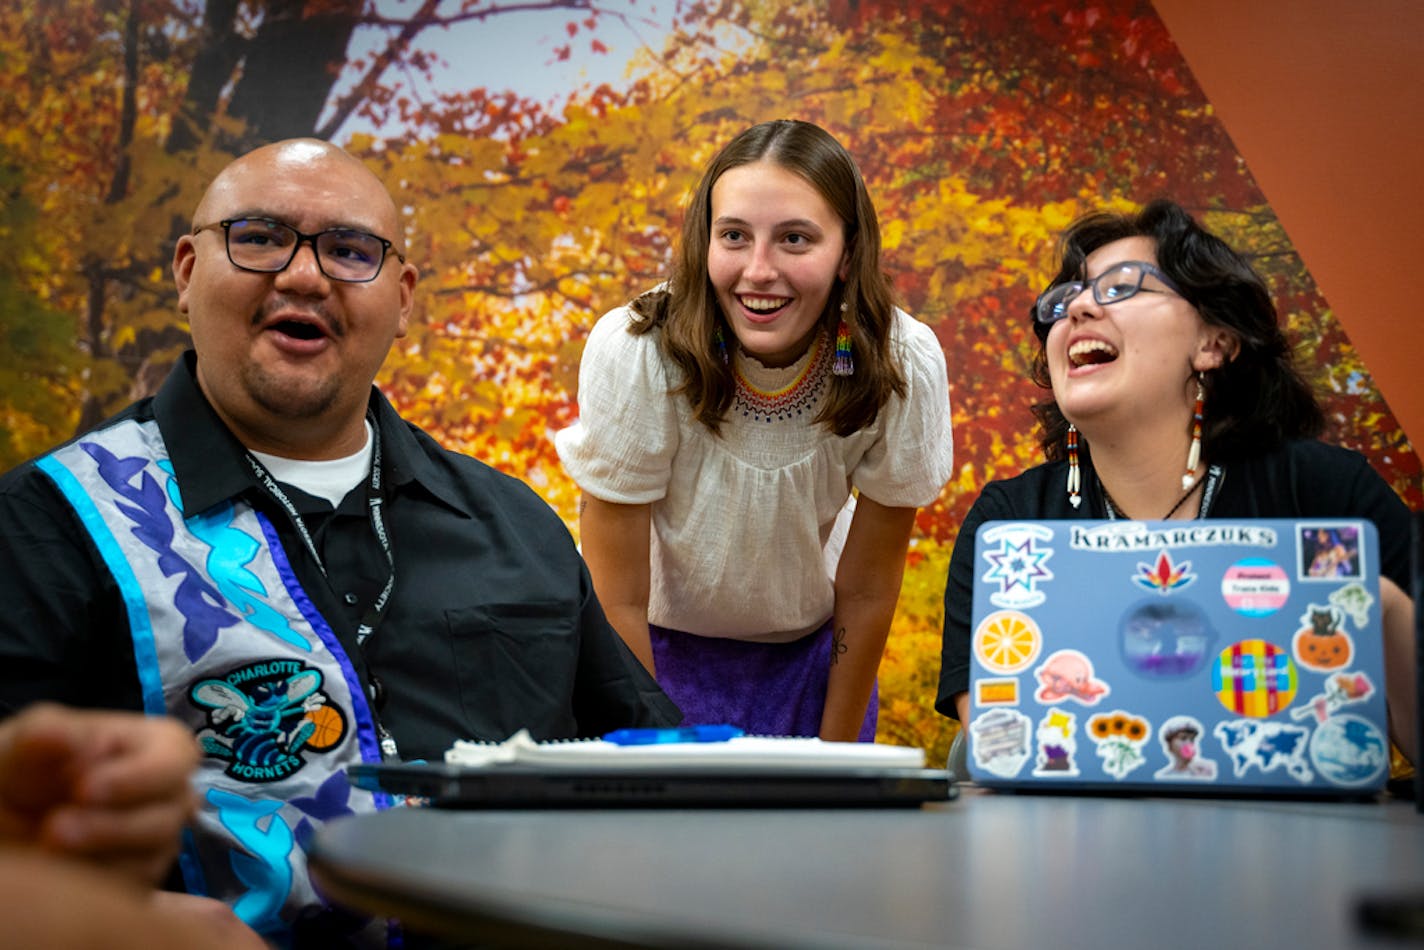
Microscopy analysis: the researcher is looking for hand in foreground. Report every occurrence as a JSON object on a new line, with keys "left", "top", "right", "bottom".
{"left": 0, "top": 703, "right": 200, "bottom": 885}
{"left": 2, "top": 851, "right": 267, "bottom": 950}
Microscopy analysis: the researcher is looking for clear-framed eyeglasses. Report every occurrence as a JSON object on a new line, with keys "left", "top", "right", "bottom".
{"left": 192, "top": 217, "right": 404, "bottom": 283}
{"left": 1034, "top": 260, "right": 1184, "bottom": 326}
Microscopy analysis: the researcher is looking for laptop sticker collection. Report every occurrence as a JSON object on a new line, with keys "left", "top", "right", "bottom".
{"left": 967, "top": 521, "right": 1390, "bottom": 789}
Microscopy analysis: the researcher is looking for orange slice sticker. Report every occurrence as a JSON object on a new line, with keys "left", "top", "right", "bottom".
{"left": 973, "top": 610, "right": 1043, "bottom": 675}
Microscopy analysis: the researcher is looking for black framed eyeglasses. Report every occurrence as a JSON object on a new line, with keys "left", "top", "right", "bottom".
{"left": 192, "top": 217, "right": 404, "bottom": 283}
{"left": 1034, "top": 261, "right": 1184, "bottom": 326}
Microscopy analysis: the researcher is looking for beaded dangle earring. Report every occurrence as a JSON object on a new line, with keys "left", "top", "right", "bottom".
{"left": 1066, "top": 424, "right": 1081, "bottom": 509}
{"left": 715, "top": 323, "right": 730, "bottom": 366}
{"left": 1183, "top": 372, "right": 1204, "bottom": 490}
{"left": 832, "top": 300, "right": 854, "bottom": 377}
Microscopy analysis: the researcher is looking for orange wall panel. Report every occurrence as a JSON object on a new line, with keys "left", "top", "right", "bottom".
{"left": 1154, "top": 0, "right": 1424, "bottom": 459}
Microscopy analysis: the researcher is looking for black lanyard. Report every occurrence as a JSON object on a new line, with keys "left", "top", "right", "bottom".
{"left": 243, "top": 414, "right": 399, "bottom": 757}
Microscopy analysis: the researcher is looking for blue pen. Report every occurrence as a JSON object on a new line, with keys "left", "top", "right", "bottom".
{"left": 603, "top": 724, "right": 745, "bottom": 745}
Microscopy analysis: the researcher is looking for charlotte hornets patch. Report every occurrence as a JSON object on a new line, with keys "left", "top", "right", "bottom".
{"left": 191, "top": 660, "right": 347, "bottom": 782}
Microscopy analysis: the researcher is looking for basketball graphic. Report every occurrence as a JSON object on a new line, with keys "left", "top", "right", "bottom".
{"left": 303, "top": 704, "right": 346, "bottom": 750}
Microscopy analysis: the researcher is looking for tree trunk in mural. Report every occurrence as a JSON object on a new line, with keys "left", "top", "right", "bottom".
{"left": 170, "top": 0, "right": 363, "bottom": 153}
{"left": 226, "top": 0, "right": 363, "bottom": 147}
{"left": 75, "top": 2, "right": 140, "bottom": 434}
{"left": 166, "top": 0, "right": 243, "bottom": 155}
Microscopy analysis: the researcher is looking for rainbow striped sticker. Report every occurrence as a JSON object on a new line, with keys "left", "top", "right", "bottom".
{"left": 1211, "top": 639, "right": 1297, "bottom": 717}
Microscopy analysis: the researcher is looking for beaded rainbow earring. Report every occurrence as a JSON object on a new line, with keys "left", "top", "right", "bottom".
{"left": 1183, "top": 372, "right": 1204, "bottom": 489}
{"left": 1066, "top": 424, "right": 1081, "bottom": 508}
{"left": 832, "top": 300, "right": 854, "bottom": 377}
{"left": 715, "top": 324, "right": 729, "bottom": 366}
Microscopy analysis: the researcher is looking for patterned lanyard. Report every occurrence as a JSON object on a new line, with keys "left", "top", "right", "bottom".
{"left": 243, "top": 414, "right": 399, "bottom": 757}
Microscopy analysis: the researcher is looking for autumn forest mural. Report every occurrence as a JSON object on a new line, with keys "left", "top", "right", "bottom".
{"left": 2, "top": 0, "right": 1418, "bottom": 762}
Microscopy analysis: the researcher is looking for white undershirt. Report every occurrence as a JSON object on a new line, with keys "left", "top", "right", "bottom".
{"left": 250, "top": 420, "right": 374, "bottom": 507}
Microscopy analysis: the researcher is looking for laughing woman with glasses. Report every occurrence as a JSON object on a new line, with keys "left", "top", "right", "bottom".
{"left": 935, "top": 199, "right": 1416, "bottom": 762}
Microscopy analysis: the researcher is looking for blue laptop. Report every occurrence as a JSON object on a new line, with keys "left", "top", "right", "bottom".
{"left": 965, "top": 518, "right": 1391, "bottom": 795}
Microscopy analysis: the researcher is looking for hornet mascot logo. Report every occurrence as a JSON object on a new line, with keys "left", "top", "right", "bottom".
{"left": 191, "top": 660, "right": 346, "bottom": 782}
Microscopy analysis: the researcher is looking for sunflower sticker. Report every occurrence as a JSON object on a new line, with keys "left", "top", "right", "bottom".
{"left": 1086, "top": 710, "right": 1150, "bottom": 779}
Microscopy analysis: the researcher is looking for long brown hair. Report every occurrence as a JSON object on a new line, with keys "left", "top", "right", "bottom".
{"left": 629, "top": 119, "right": 904, "bottom": 436}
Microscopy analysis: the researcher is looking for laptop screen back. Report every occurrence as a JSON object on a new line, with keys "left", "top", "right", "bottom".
{"left": 965, "top": 518, "right": 1390, "bottom": 795}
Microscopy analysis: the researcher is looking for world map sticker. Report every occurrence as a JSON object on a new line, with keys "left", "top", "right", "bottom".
{"left": 1212, "top": 639, "right": 1297, "bottom": 717}
{"left": 1214, "top": 719, "right": 1312, "bottom": 783}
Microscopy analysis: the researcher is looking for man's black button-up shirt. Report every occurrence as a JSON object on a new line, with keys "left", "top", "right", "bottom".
{"left": 0, "top": 352, "right": 678, "bottom": 759}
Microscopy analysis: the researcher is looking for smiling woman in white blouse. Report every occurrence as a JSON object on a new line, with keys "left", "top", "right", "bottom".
{"left": 556, "top": 119, "right": 954, "bottom": 742}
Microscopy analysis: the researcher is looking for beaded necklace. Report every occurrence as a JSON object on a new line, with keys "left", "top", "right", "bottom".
{"left": 732, "top": 332, "right": 830, "bottom": 424}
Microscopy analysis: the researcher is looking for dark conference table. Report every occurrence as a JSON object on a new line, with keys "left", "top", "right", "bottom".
{"left": 309, "top": 787, "right": 1424, "bottom": 949}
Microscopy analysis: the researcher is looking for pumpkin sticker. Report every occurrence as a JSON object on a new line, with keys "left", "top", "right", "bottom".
{"left": 1292, "top": 603, "right": 1354, "bottom": 672}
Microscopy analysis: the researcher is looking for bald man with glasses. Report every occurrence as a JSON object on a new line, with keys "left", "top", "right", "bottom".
{"left": 0, "top": 139, "right": 678, "bottom": 946}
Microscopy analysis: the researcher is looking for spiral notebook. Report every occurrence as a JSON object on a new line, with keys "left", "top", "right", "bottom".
{"left": 348, "top": 731, "right": 954, "bottom": 808}
{"left": 964, "top": 518, "right": 1391, "bottom": 796}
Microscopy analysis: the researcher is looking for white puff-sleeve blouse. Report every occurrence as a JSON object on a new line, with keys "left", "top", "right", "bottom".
{"left": 555, "top": 305, "right": 953, "bottom": 641}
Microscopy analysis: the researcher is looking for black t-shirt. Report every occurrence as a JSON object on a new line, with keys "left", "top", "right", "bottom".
{"left": 0, "top": 352, "right": 679, "bottom": 759}
{"left": 937, "top": 440, "right": 1413, "bottom": 719}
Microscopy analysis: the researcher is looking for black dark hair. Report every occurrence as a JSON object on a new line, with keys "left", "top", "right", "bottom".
{"left": 1030, "top": 199, "right": 1324, "bottom": 460}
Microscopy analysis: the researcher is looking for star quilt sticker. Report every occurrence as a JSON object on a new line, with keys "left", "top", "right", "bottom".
{"left": 982, "top": 535, "right": 1055, "bottom": 595}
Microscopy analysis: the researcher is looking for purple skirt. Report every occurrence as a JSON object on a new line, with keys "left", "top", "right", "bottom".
{"left": 649, "top": 620, "right": 878, "bottom": 741}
